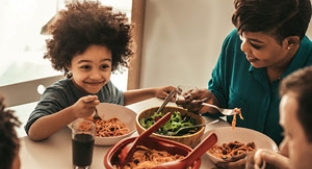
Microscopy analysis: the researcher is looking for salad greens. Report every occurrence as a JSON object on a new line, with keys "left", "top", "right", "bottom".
{"left": 139, "top": 111, "right": 199, "bottom": 136}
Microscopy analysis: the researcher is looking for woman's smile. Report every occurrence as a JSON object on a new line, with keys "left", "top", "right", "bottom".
{"left": 246, "top": 55, "right": 258, "bottom": 62}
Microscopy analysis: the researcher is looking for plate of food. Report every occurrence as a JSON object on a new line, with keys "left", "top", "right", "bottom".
{"left": 69, "top": 103, "right": 137, "bottom": 146}
{"left": 205, "top": 127, "right": 279, "bottom": 164}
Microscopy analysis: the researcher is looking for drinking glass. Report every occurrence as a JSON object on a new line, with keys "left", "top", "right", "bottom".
{"left": 71, "top": 118, "right": 95, "bottom": 169}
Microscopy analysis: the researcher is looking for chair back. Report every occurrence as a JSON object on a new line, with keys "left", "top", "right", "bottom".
{"left": 0, "top": 75, "right": 64, "bottom": 107}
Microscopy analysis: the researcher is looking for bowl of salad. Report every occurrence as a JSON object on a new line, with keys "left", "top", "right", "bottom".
{"left": 136, "top": 106, "right": 206, "bottom": 148}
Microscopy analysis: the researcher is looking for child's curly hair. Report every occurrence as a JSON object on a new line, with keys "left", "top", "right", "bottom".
{"left": 44, "top": 1, "right": 134, "bottom": 77}
{"left": 0, "top": 96, "right": 21, "bottom": 169}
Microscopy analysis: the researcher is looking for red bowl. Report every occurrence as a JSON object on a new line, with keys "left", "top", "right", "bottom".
{"left": 104, "top": 136, "right": 201, "bottom": 169}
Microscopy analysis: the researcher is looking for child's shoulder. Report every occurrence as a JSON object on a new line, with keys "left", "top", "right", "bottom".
{"left": 47, "top": 78, "right": 73, "bottom": 91}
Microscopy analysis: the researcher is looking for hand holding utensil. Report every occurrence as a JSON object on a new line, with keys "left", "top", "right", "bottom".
{"left": 155, "top": 89, "right": 178, "bottom": 114}
{"left": 93, "top": 107, "right": 102, "bottom": 120}
{"left": 119, "top": 112, "right": 172, "bottom": 166}
{"left": 202, "top": 102, "right": 236, "bottom": 116}
{"left": 153, "top": 132, "right": 218, "bottom": 169}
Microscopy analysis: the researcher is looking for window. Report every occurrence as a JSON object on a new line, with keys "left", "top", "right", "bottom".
{"left": 0, "top": 0, "right": 132, "bottom": 91}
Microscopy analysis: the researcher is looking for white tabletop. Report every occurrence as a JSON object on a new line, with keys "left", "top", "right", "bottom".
{"left": 19, "top": 98, "right": 230, "bottom": 169}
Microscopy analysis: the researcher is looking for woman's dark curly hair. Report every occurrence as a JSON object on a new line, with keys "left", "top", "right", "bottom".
{"left": 0, "top": 96, "right": 21, "bottom": 169}
{"left": 232, "top": 0, "right": 312, "bottom": 43}
{"left": 44, "top": 1, "right": 134, "bottom": 77}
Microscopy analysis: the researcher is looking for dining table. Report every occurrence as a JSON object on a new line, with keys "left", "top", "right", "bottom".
{"left": 19, "top": 97, "right": 230, "bottom": 169}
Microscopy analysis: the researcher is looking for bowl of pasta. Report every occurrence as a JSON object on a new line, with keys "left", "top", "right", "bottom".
{"left": 136, "top": 106, "right": 206, "bottom": 148}
{"left": 69, "top": 103, "right": 137, "bottom": 146}
{"left": 205, "top": 127, "right": 279, "bottom": 164}
{"left": 104, "top": 135, "right": 201, "bottom": 169}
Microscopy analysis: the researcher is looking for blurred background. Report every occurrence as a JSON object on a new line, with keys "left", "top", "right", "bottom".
{"left": 0, "top": 0, "right": 131, "bottom": 90}
{"left": 138, "top": 0, "right": 312, "bottom": 88}
{"left": 1, "top": 0, "right": 312, "bottom": 136}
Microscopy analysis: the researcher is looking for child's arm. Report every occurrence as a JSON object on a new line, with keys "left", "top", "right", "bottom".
{"left": 28, "top": 95, "right": 99, "bottom": 141}
{"left": 123, "top": 86, "right": 175, "bottom": 105}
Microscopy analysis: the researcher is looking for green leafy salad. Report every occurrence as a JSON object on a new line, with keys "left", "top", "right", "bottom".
{"left": 139, "top": 111, "right": 199, "bottom": 136}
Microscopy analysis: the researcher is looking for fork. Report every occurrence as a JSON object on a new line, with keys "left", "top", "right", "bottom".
{"left": 93, "top": 107, "right": 102, "bottom": 120}
{"left": 155, "top": 89, "right": 178, "bottom": 114}
{"left": 202, "top": 102, "right": 235, "bottom": 116}
{"left": 166, "top": 119, "right": 219, "bottom": 136}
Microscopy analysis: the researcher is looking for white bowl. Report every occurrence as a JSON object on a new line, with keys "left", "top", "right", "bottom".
{"left": 205, "top": 127, "right": 279, "bottom": 164}
{"left": 69, "top": 103, "right": 137, "bottom": 146}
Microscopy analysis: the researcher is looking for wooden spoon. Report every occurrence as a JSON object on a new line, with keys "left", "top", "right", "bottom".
{"left": 153, "top": 132, "right": 218, "bottom": 169}
{"left": 118, "top": 111, "right": 172, "bottom": 166}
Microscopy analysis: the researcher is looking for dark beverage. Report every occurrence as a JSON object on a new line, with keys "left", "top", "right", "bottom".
{"left": 72, "top": 133, "right": 94, "bottom": 167}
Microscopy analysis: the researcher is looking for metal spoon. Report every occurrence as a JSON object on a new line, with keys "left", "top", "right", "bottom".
{"left": 166, "top": 119, "right": 219, "bottom": 136}
{"left": 153, "top": 132, "right": 218, "bottom": 169}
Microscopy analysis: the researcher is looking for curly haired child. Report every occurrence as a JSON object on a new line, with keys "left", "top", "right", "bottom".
{"left": 0, "top": 95, "right": 21, "bottom": 169}
{"left": 25, "top": 1, "right": 174, "bottom": 141}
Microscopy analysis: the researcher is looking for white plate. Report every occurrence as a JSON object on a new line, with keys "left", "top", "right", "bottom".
{"left": 205, "top": 127, "right": 279, "bottom": 164}
{"left": 69, "top": 103, "right": 137, "bottom": 146}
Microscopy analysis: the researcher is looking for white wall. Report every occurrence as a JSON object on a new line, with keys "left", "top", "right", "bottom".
{"left": 140, "top": 0, "right": 312, "bottom": 89}
{"left": 140, "top": 0, "right": 234, "bottom": 88}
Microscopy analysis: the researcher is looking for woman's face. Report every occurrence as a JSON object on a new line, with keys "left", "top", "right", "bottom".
{"left": 239, "top": 32, "right": 293, "bottom": 69}
{"left": 68, "top": 45, "right": 112, "bottom": 94}
{"left": 279, "top": 92, "right": 312, "bottom": 169}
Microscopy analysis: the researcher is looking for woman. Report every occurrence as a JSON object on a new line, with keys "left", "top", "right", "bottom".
{"left": 177, "top": 0, "right": 312, "bottom": 145}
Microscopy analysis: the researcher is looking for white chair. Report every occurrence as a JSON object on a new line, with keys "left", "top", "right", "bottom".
{"left": 0, "top": 75, "right": 64, "bottom": 137}
{"left": 0, "top": 75, "right": 63, "bottom": 107}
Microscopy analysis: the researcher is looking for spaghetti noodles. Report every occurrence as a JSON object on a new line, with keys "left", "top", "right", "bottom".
{"left": 231, "top": 108, "right": 244, "bottom": 130}
{"left": 114, "top": 145, "right": 187, "bottom": 169}
{"left": 87, "top": 116, "right": 130, "bottom": 137}
{"left": 208, "top": 141, "right": 256, "bottom": 160}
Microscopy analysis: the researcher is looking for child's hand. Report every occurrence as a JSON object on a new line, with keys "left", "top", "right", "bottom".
{"left": 155, "top": 86, "right": 176, "bottom": 101}
{"left": 72, "top": 95, "right": 100, "bottom": 118}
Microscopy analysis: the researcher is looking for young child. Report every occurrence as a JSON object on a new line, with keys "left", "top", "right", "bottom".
{"left": 216, "top": 66, "right": 312, "bottom": 169}
{"left": 250, "top": 66, "right": 312, "bottom": 169}
{"left": 25, "top": 1, "right": 174, "bottom": 141}
{"left": 0, "top": 95, "right": 21, "bottom": 169}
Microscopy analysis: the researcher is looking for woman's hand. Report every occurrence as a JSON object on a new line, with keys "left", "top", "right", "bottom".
{"left": 175, "top": 88, "right": 217, "bottom": 113}
{"left": 72, "top": 95, "right": 100, "bottom": 118}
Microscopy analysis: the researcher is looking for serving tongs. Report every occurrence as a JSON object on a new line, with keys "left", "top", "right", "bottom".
{"left": 153, "top": 132, "right": 218, "bottom": 169}
{"left": 119, "top": 112, "right": 172, "bottom": 166}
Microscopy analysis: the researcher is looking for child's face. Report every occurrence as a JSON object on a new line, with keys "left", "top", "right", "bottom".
{"left": 279, "top": 91, "right": 312, "bottom": 169}
{"left": 68, "top": 45, "right": 112, "bottom": 94}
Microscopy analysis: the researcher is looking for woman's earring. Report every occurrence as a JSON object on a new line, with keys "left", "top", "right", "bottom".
{"left": 287, "top": 46, "right": 291, "bottom": 50}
